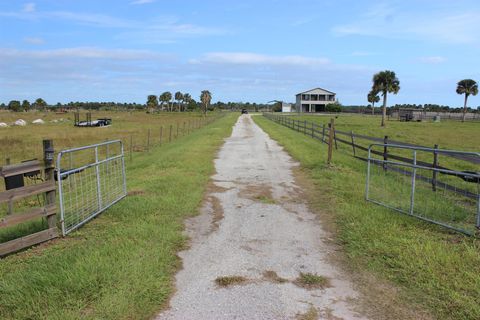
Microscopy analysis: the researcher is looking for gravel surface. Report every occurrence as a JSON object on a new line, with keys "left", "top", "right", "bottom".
{"left": 156, "top": 115, "right": 368, "bottom": 320}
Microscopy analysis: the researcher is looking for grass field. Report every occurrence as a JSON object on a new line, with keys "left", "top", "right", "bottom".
{"left": 0, "top": 112, "right": 238, "bottom": 319}
{"left": 286, "top": 114, "right": 479, "bottom": 151}
{"left": 0, "top": 110, "right": 214, "bottom": 165}
{"left": 254, "top": 114, "right": 480, "bottom": 320}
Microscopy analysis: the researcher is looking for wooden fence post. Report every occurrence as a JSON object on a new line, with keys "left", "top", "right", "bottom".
{"left": 327, "top": 118, "right": 334, "bottom": 164}
{"left": 5, "top": 158, "right": 12, "bottom": 215}
{"left": 432, "top": 144, "right": 439, "bottom": 191}
{"left": 351, "top": 130, "right": 356, "bottom": 156}
{"left": 333, "top": 127, "right": 338, "bottom": 150}
{"left": 383, "top": 135, "right": 389, "bottom": 171}
{"left": 42, "top": 139, "right": 56, "bottom": 230}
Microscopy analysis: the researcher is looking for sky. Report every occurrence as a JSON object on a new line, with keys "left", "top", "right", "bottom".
{"left": 0, "top": 0, "right": 479, "bottom": 106}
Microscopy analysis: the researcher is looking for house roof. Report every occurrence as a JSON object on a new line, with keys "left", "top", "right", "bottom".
{"left": 296, "top": 87, "right": 336, "bottom": 96}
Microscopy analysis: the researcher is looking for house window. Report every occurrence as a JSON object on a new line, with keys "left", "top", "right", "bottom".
{"left": 302, "top": 94, "right": 310, "bottom": 100}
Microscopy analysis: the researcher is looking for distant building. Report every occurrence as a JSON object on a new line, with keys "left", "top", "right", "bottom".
{"left": 281, "top": 102, "right": 292, "bottom": 112}
{"left": 295, "top": 88, "right": 336, "bottom": 112}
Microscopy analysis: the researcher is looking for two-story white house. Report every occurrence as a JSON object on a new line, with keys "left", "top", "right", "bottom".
{"left": 295, "top": 88, "right": 336, "bottom": 112}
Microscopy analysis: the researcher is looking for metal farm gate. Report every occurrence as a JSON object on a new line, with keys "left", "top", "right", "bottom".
{"left": 366, "top": 144, "right": 480, "bottom": 235}
{"left": 56, "top": 140, "right": 127, "bottom": 235}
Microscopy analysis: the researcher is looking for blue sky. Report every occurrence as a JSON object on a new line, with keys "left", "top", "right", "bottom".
{"left": 0, "top": 0, "right": 479, "bottom": 106}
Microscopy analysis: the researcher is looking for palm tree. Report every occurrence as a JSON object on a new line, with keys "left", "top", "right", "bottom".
{"left": 33, "top": 98, "right": 47, "bottom": 111}
{"left": 372, "top": 70, "right": 400, "bottom": 126}
{"left": 160, "top": 91, "right": 172, "bottom": 111}
{"left": 456, "top": 79, "right": 478, "bottom": 122}
{"left": 146, "top": 95, "right": 158, "bottom": 112}
{"left": 200, "top": 90, "right": 212, "bottom": 117}
{"left": 367, "top": 90, "right": 380, "bottom": 115}
{"left": 183, "top": 93, "right": 192, "bottom": 111}
{"left": 174, "top": 91, "right": 184, "bottom": 112}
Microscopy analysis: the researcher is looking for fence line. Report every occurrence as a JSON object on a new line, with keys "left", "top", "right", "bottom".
{"left": 263, "top": 112, "right": 480, "bottom": 235}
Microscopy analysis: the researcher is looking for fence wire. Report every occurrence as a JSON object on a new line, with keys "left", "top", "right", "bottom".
{"left": 57, "top": 140, "right": 127, "bottom": 235}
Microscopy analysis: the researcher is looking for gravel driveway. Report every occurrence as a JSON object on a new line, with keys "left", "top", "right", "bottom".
{"left": 156, "top": 115, "right": 368, "bottom": 320}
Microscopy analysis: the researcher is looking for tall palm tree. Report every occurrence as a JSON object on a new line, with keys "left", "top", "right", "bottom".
{"left": 200, "top": 90, "right": 212, "bottom": 117}
{"left": 146, "top": 95, "right": 158, "bottom": 112}
{"left": 456, "top": 79, "right": 478, "bottom": 122}
{"left": 174, "top": 91, "right": 184, "bottom": 112}
{"left": 183, "top": 93, "right": 192, "bottom": 111}
{"left": 372, "top": 70, "right": 400, "bottom": 127}
{"left": 160, "top": 91, "right": 172, "bottom": 111}
{"left": 367, "top": 90, "right": 380, "bottom": 115}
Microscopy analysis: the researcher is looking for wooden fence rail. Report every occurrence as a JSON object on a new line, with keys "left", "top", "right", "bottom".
{"left": 0, "top": 140, "right": 58, "bottom": 256}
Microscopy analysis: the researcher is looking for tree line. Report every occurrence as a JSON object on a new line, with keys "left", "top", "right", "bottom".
{"left": 145, "top": 90, "right": 213, "bottom": 116}
{"left": 2, "top": 98, "right": 47, "bottom": 112}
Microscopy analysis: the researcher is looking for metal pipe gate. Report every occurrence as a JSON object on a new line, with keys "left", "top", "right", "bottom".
{"left": 366, "top": 144, "right": 480, "bottom": 235}
{"left": 56, "top": 140, "right": 127, "bottom": 235}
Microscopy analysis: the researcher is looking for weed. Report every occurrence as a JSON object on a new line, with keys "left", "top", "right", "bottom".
{"left": 294, "top": 272, "right": 330, "bottom": 290}
{"left": 215, "top": 276, "right": 248, "bottom": 287}
{"left": 262, "top": 270, "right": 288, "bottom": 283}
{"left": 296, "top": 305, "right": 319, "bottom": 320}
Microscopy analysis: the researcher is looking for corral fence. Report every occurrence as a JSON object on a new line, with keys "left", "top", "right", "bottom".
{"left": 262, "top": 112, "right": 480, "bottom": 235}
{"left": 57, "top": 140, "right": 127, "bottom": 235}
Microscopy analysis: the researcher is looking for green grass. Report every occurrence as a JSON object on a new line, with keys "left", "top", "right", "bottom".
{"left": 0, "top": 113, "right": 238, "bottom": 320}
{"left": 294, "top": 273, "right": 330, "bottom": 289}
{"left": 287, "top": 114, "right": 479, "bottom": 151}
{"left": 254, "top": 114, "right": 480, "bottom": 320}
{"left": 214, "top": 276, "right": 248, "bottom": 287}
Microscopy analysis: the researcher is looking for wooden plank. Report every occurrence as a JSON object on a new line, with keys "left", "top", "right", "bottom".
{"left": 0, "top": 204, "right": 56, "bottom": 228}
{"left": 0, "top": 160, "right": 41, "bottom": 178}
{"left": 0, "top": 181, "right": 55, "bottom": 204}
{"left": 0, "top": 227, "right": 58, "bottom": 256}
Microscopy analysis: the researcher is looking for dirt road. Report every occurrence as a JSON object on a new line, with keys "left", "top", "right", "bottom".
{"left": 156, "top": 115, "right": 367, "bottom": 320}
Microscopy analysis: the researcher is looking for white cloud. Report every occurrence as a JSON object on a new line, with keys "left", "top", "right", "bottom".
{"left": 23, "top": 37, "right": 45, "bottom": 45}
{"left": 418, "top": 56, "right": 447, "bottom": 64}
{"left": 0, "top": 8, "right": 227, "bottom": 43}
{"left": 130, "top": 0, "right": 155, "bottom": 4}
{"left": 22, "top": 2, "right": 35, "bottom": 13}
{"left": 191, "top": 52, "right": 330, "bottom": 66}
{"left": 332, "top": 4, "right": 480, "bottom": 45}
{"left": 48, "top": 11, "right": 134, "bottom": 28}
{"left": 0, "top": 47, "right": 167, "bottom": 60}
